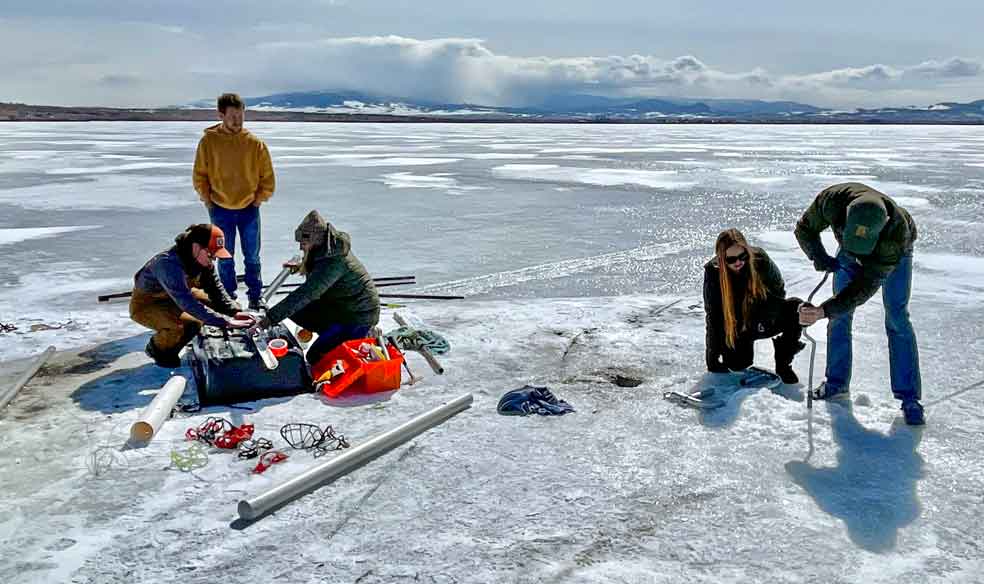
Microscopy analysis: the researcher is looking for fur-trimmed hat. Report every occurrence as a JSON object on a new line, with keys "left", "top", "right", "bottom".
{"left": 294, "top": 210, "right": 328, "bottom": 247}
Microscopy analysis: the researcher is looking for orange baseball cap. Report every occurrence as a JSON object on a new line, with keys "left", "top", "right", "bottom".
{"left": 208, "top": 225, "right": 233, "bottom": 259}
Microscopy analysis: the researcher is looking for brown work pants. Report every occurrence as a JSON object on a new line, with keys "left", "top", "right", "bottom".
{"left": 129, "top": 288, "right": 211, "bottom": 355}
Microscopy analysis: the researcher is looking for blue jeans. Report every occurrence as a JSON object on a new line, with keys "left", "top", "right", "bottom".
{"left": 209, "top": 204, "right": 262, "bottom": 301}
{"left": 825, "top": 249, "right": 921, "bottom": 401}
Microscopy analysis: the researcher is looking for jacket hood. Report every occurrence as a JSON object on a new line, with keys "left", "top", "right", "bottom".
{"left": 304, "top": 223, "right": 352, "bottom": 268}
{"left": 203, "top": 123, "right": 254, "bottom": 138}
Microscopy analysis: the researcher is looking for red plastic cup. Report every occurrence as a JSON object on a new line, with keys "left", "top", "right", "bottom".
{"left": 268, "top": 338, "right": 288, "bottom": 358}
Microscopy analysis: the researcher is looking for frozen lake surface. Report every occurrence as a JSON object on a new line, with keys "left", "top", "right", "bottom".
{"left": 0, "top": 123, "right": 982, "bottom": 583}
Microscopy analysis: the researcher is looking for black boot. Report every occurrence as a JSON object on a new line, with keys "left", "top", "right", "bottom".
{"left": 145, "top": 340, "right": 181, "bottom": 369}
{"left": 773, "top": 337, "right": 803, "bottom": 384}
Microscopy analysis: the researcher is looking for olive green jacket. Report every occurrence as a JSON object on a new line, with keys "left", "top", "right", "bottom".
{"left": 794, "top": 183, "right": 917, "bottom": 318}
{"left": 266, "top": 225, "right": 379, "bottom": 329}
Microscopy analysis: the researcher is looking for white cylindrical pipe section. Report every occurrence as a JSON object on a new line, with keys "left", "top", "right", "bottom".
{"left": 238, "top": 393, "right": 473, "bottom": 521}
{"left": 129, "top": 375, "right": 187, "bottom": 443}
{"left": 0, "top": 345, "right": 56, "bottom": 412}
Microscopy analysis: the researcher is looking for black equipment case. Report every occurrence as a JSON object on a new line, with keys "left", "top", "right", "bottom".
{"left": 189, "top": 323, "right": 312, "bottom": 406}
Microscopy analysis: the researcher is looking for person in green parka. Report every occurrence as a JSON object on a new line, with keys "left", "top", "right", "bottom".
{"left": 795, "top": 182, "right": 923, "bottom": 425}
{"left": 252, "top": 210, "right": 380, "bottom": 368}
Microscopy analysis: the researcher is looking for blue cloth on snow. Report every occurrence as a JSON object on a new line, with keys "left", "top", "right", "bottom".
{"left": 497, "top": 385, "right": 575, "bottom": 416}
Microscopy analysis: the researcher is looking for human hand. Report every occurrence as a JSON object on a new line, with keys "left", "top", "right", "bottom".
{"left": 798, "top": 304, "right": 826, "bottom": 326}
{"left": 812, "top": 255, "right": 838, "bottom": 273}
{"left": 234, "top": 312, "right": 257, "bottom": 324}
{"left": 227, "top": 317, "right": 254, "bottom": 329}
{"left": 246, "top": 316, "right": 271, "bottom": 336}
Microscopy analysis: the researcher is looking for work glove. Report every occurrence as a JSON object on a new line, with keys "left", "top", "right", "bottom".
{"left": 812, "top": 254, "right": 839, "bottom": 273}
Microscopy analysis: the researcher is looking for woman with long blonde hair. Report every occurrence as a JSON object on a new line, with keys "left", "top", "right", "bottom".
{"left": 703, "top": 228, "right": 804, "bottom": 383}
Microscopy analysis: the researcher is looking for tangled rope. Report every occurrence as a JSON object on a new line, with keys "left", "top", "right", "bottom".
{"left": 185, "top": 417, "right": 234, "bottom": 445}
{"left": 170, "top": 443, "right": 209, "bottom": 472}
{"left": 280, "top": 422, "right": 350, "bottom": 457}
{"left": 86, "top": 446, "right": 130, "bottom": 477}
{"left": 184, "top": 417, "right": 255, "bottom": 449}
{"left": 385, "top": 327, "right": 450, "bottom": 355}
{"left": 237, "top": 438, "right": 274, "bottom": 460}
{"left": 252, "top": 450, "right": 289, "bottom": 474}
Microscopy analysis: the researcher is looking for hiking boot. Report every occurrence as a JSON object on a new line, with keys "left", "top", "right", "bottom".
{"left": 776, "top": 364, "right": 799, "bottom": 385}
{"left": 901, "top": 399, "right": 926, "bottom": 426}
{"left": 145, "top": 340, "right": 181, "bottom": 369}
{"left": 811, "top": 382, "right": 850, "bottom": 401}
{"left": 773, "top": 337, "right": 805, "bottom": 384}
{"left": 248, "top": 297, "right": 267, "bottom": 311}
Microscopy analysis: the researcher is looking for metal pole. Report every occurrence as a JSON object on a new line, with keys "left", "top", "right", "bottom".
{"left": 802, "top": 272, "right": 830, "bottom": 410}
{"left": 261, "top": 256, "right": 301, "bottom": 304}
{"left": 237, "top": 393, "right": 473, "bottom": 521}
{"left": 0, "top": 346, "right": 56, "bottom": 413}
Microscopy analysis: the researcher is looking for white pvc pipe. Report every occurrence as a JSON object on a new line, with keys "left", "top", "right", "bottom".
{"left": 0, "top": 345, "right": 56, "bottom": 412}
{"left": 238, "top": 393, "right": 473, "bottom": 521}
{"left": 129, "top": 375, "right": 187, "bottom": 442}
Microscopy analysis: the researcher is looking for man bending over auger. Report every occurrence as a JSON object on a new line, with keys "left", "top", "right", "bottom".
{"left": 795, "top": 183, "right": 924, "bottom": 425}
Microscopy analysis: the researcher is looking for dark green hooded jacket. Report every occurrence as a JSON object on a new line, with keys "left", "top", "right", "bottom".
{"left": 794, "top": 183, "right": 917, "bottom": 318}
{"left": 266, "top": 225, "right": 379, "bottom": 330}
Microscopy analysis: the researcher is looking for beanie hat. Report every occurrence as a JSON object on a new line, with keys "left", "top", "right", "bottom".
{"left": 294, "top": 210, "right": 328, "bottom": 248}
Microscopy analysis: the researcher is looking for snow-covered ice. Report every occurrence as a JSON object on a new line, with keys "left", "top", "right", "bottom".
{"left": 0, "top": 122, "right": 983, "bottom": 583}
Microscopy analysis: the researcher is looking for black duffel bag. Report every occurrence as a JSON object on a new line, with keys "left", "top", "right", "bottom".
{"left": 189, "top": 323, "right": 312, "bottom": 406}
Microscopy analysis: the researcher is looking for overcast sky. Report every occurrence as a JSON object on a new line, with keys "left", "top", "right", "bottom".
{"left": 2, "top": 0, "right": 982, "bottom": 109}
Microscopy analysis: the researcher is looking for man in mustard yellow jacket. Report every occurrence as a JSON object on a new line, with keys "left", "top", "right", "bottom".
{"left": 193, "top": 93, "right": 276, "bottom": 310}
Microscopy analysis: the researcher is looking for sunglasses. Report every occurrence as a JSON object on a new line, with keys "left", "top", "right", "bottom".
{"left": 725, "top": 251, "right": 749, "bottom": 265}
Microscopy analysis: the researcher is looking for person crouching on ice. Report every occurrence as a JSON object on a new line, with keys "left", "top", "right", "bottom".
{"left": 251, "top": 210, "right": 380, "bottom": 368}
{"left": 704, "top": 228, "right": 805, "bottom": 384}
{"left": 130, "top": 224, "right": 256, "bottom": 368}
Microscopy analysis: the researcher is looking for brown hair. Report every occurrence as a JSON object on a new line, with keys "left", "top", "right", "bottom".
{"left": 217, "top": 93, "right": 245, "bottom": 113}
{"left": 715, "top": 228, "right": 766, "bottom": 349}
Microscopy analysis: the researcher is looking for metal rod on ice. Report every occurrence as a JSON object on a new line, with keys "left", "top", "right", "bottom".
{"left": 0, "top": 346, "right": 56, "bottom": 413}
{"left": 237, "top": 393, "right": 473, "bottom": 521}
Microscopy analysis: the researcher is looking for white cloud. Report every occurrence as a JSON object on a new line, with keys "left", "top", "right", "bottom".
{"left": 251, "top": 36, "right": 984, "bottom": 108}
{"left": 2, "top": 21, "right": 982, "bottom": 109}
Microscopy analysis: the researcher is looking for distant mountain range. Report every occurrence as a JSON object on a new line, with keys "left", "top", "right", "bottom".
{"left": 3, "top": 94, "right": 983, "bottom": 123}
{"left": 196, "top": 90, "right": 984, "bottom": 122}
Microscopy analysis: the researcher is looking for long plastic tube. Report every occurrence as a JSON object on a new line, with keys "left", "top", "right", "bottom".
{"left": 237, "top": 393, "right": 473, "bottom": 521}
{"left": 0, "top": 346, "right": 56, "bottom": 412}
{"left": 129, "top": 375, "right": 187, "bottom": 442}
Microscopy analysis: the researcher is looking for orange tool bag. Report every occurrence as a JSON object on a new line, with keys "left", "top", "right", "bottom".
{"left": 311, "top": 338, "right": 404, "bottom": 398}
